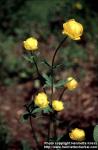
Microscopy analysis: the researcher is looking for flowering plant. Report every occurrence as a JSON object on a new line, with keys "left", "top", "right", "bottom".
{"left": 22, "top": 19, "right": 85, "bottom": 149}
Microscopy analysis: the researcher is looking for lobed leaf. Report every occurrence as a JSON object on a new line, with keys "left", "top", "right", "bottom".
{"left": 54, "top": 79, "right": 66, "bottom": 88}
{"left": 93, "top": 125, "right": 98, "bottom": 143}
{"left": 43, "top": 106, "right": 53, "bottom": 113}
{"left": 32, "top": 108, "right": 42, "bottom": 114}
{"left": 41, "top": 59, "right": 51, "bottom": 67}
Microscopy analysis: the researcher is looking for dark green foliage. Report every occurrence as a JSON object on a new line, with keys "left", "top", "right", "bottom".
{"left": 0, "top": 117, "right": 10, "bottom": 150}
{"left": 0, "top": 0, "right": 26, "bottom": 34}
{"left": 93, "top": 125, "right": 98, "bottom": 143}
{"left": 0, "top": 0, "right": 98, "bottom": 39}
{"left": 21, "top": 140, "right": 32, "bottom": 150}
{"left": 0, "top": 0, "right": 98, "bottom": 85}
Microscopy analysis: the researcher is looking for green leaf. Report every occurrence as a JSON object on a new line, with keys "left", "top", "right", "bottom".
{"left": 21, "top": 140, "right": 32, "bottom": 150}
{"left": 20, "top": 113, "right": 29, "bottom": 123}
{"left": 93, "top": 125, "right": 98, "bottom": 143}
{"left": 32, "top": 108, "right": 42, "bottom": 114}
{"left": 45, "top": 80, "right": 52, "bottom": 87}
{"left": 57, "top": 135, "right": 63, "bottom": 142}
{"left": 23, "top": 55, "right": 34, "bottom": 63}
{"left": 42, "top": 74, "right": 52, "bottom": 87}
{"left": 54, "top": 79, "right": 66, "bottom": 88}
{"left": 43, "top": 106, "right": 53, "bottom": 113}
{"left": 42, "top": 73, "right": 51, "bottom": 82}
{"left": 44, "top": 84, "right": 51, "bottom": 88}
{"left": 53, "top": 63, "right": 66, "bottom": 70}
{"left": 57, "top": 133, "right": 67, "bottom": 142}
{"left": 49, "top": 137, "right": 55, "bottom": 142}
{"left": 64, "top": 62, "right": 73, "bottom": 68}
{"left": 41, "top": 59, "right": 51, "bottom": 67}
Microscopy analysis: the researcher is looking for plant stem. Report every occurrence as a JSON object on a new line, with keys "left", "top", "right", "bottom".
{"left": 25, "top": 105, "right": 40, "bottom": 150}
{"left": 47, "top": 116, "right": 51, "bottom": 142}
{"left": 53, "top": 113, "right": 57, "bottom": 141}
{"left": 53, "top": 122, "right": 57, "bottom": 140}
{"left": 47, "top": 36, "right": 67, "bottom": 142}
{"left": 51, "top": 36, "right": 67, "bottom": 100}
{"left": 59, "top": 87, "right": 67, "bottom": 100}
{"left": 33, "top": 56, "right": 41, "bottom": 76}
{"left": 29, "top": 52, "right": 41, "bottom": 77}
{"left": 29, "top": 116, "right": 40, "bottom": 150}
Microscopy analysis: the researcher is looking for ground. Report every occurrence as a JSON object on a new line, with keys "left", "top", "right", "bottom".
{"left": 0, "top": 41, "right": 98, "bottom": 149}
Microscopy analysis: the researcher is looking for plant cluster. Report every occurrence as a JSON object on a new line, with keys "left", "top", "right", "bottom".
{"left": 22, "top": 19, "right": 89, "bottom": 149}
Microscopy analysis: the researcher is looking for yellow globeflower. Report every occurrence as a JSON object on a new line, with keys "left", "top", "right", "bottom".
{"left": 34, "top": 92, "right": 49, "bottom": 108}
{"left": 62, "top": 19, "right": 83, "bottom": 40}
{"left": 74, "top": 2, "right": 83, "bottom": 10}
{"left": 52, "top": 100, "right": 64, "bottom": 111}
{"left": 65, "top": 77, "right": 78, "bottom": 90}
{"left": 23, "top": 37, "right": 38, "bottom": 51}
{"left": 69, "top": 128, "right": 85, "bottom": 141}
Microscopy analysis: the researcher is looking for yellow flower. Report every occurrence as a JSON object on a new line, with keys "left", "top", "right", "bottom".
{"left": 69, "top": 128, "right": 85, "bottom": 141}
{"left": 74, "top": 2, "right": 83, "bottom": 10}
{"left": 34, "top": 92, "right": 49, "bottom": 108}
{"left": 65, "top": 77, "right": 78, "bottom": 90}
{"left": 62, "top": 19, "right": 83, "bottom": 40}
{"left": 23, "top": 37, "right": 38, "bottom": 51}
{"left": 52, "top": 100, "right": 64, "bottom": 111}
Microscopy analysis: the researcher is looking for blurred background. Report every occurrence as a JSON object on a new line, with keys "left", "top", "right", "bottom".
{"left": 0, "top": 0, "right": 98, "bottom": 149}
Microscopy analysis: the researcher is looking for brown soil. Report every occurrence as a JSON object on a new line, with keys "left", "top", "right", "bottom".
{"left": 0, "top": 40, "right": 98, "bottom": 149}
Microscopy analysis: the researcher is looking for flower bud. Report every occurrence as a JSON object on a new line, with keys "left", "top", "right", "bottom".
{"left": 65, "top": 77, "right": 78, "bottom": 90}
{"left": 52, "top": 100, "right": 64, "bottom": 111}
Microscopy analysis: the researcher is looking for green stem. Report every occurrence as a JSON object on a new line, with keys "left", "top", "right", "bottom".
{"left": 25, "top": 105, "right": 40, "bottom": 150}
{"left": 59, "top": 87, "right": 67, "bottom": 100}
{"left": 51, "top": 36, "right": 67, "bottom": 100}
{"left": 33, "top": 56, "right": 41, "bottom": 76}
{"left": 48, "top": 36, "right": 67, "bottom": 142}
{"left": 53, "top": 113, "right": 57, "bottom": 141}
{"left": 30, "top": 52, "right": 41, "bottom": 77}
{"left": 47, "top": 116, "right": 51, "bottom": 142}
{"left": 29, "top": 116, "right": 40, "bottom": 150}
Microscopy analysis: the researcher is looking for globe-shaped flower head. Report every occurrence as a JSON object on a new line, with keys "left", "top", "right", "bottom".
{"left": 62, "top": 19, "right": 83, "bottom": 40}
{"left": 23, "top": 37, "right": 38, "bottom": 51}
